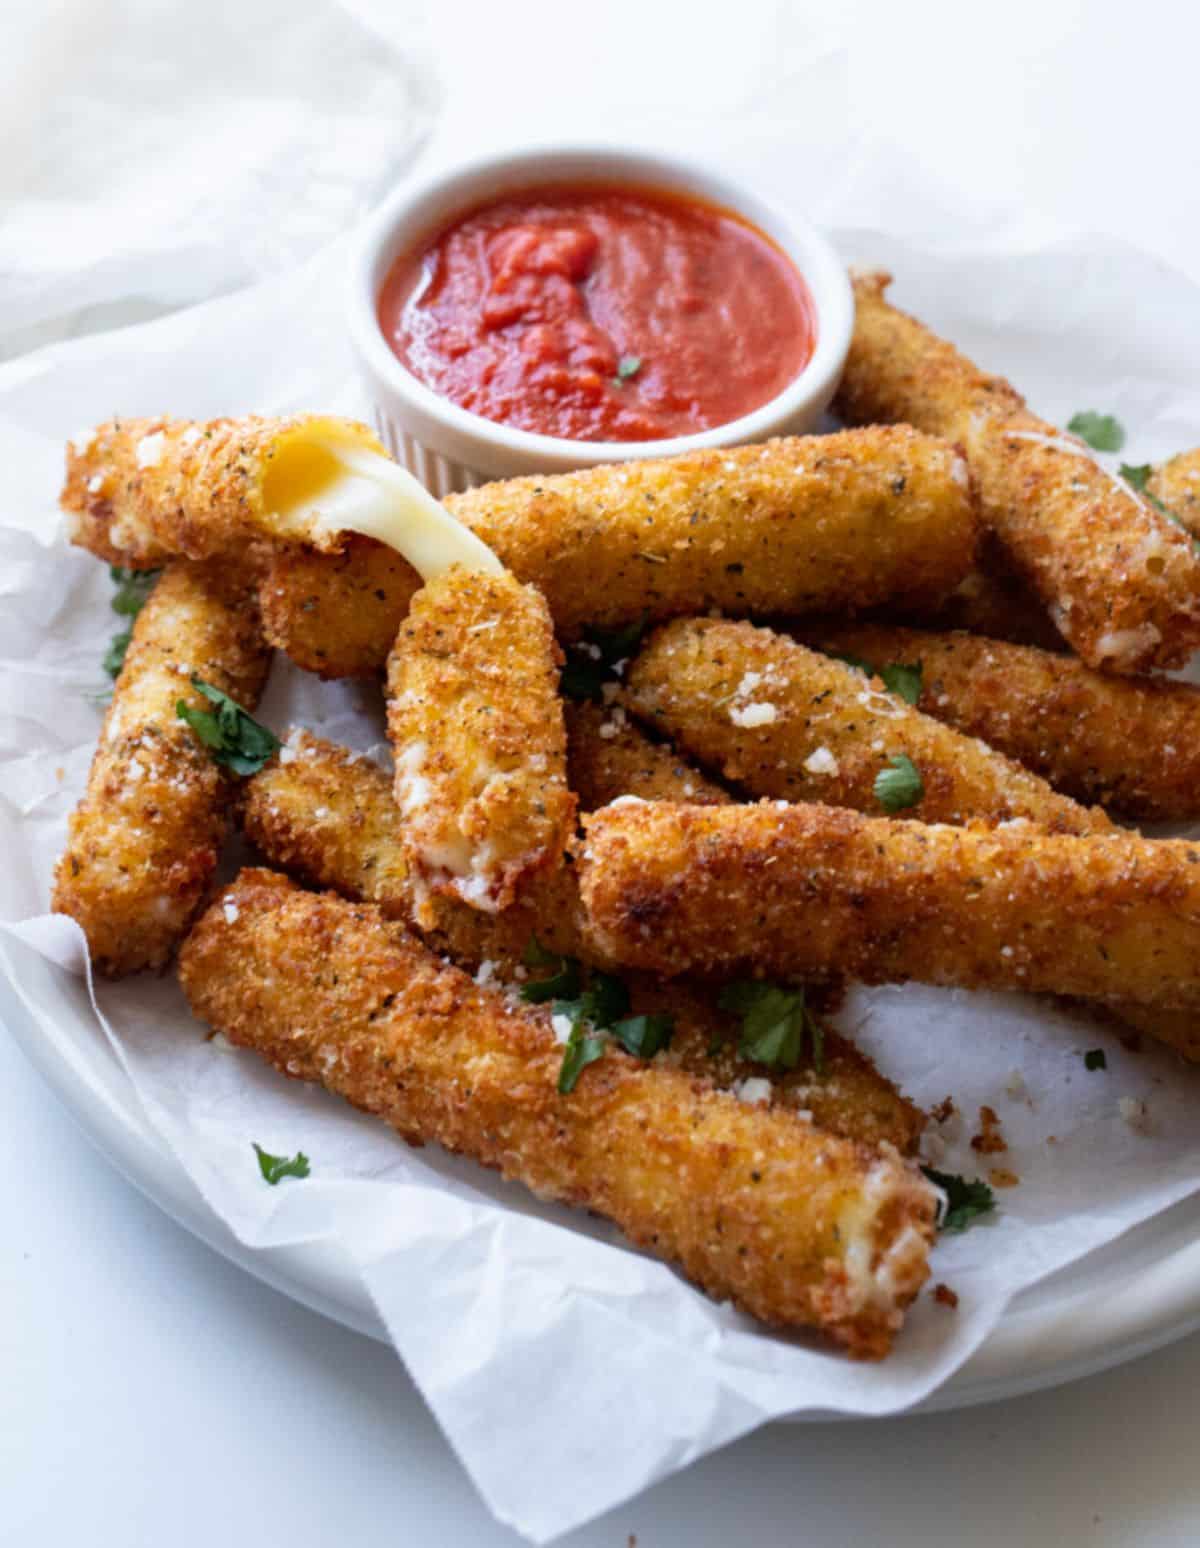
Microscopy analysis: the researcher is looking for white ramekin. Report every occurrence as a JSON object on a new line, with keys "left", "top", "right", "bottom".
{"left": 347, "top": 145, "right": 854, "bottom": 495}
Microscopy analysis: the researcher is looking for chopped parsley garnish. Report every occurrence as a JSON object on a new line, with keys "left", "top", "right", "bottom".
{"left": 523, "top": 942, "right": 674, "bottom": 1092}
{"left": 253, "top": 1143, "right": 310, "bottom": 1185}
{"left": 921, "top": 1166, "right": 995, "bottom": 1232}
{"left": 874, "top": 753, "right": 924, "bottom": 813}
{"left": 615, "top": 355, "right": 642, "bottom": 383}
{"left": 610, "top": 1013, "right": 675, "bottom": 1059}
{"left": 519, "top": 937, "right": 583, "bottom": 1002}
{"left": 103, "top": 628, "right": 132, "bottom": 679}
{"left": 101, "top": 565, "right": 160, "bottom": 682}
{"left": 828, "top": 651, "right": 923, "bottom": 705}
{"left": 717, "top": 980, "right": 825, "bottom": 1073}
{"left": 1120, "top": 462, "right": 1200, "bottom": 556}
{"left": 560, "top": 618, "right": 647, "bottom": 702}
{"left": 1067, "top": 411, "right": 1125, "bottom": 452}
{"left": 176, "top": 677, "right": 279, "bottom": 775}
{"left": 1084, "top": 1048, "right": 1108, "bottom": 1072}
{"left": 109, "top": 564, "right": 161, "bottom": 616}
{"left": 557, "top": 1026, "right": 608, "bottom": 1093}
{"left": 880, "top": 661, "right": 923, "bottom": 705}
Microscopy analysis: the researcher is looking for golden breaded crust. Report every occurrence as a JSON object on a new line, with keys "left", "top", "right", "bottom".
{"left": 386, "top": 566, "right": 575, "bottom": 915}
{"left": 901, "top": 544, "right": 1065, "bottom": 652}
{"left": 576, "top": 802, "right": 1200, "bottom": 1022}
{"left": 836, "top": 272, "right": 1200, "bottom": 674}
{"left": 624, "top": 617, "right": 1109, "bottom": 833}
{"left": 240, "top": 732, "right": 926, "bottom": 1152}
{"left": 1149, "top": 449, "right": 1200, "bottom": 542}
{"left": 178, "top": 870, "right": 937, "bottom": 1355}
{"left": 52, "top": 561, "right": 270, "bottom": 974}
{"left": 813, "top": 622, "right": 1200, "bottom": 822}
{"left": 446, "top": 426, "right": 977, "bottom": 639}
{"left": 62, "top": 415, "right": 385, "bottom": 568}
{"left": 258, "top": 538, "right": 421, "bottom": 679}
{"left": 564, "top": 701, "right": 732, "bottom": 809}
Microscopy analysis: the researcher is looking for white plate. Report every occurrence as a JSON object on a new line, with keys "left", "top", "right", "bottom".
{"left": 7, "top": 956, "right": 1200, "bottom": 1415}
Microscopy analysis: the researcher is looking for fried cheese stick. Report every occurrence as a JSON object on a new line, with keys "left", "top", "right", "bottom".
{"left": 563, "top": 701, "right": 733, "bottom": 810}
{"left": 836, "top": 272, "right": 1200, "bottom": 674}
{"left": 624, "top": 617, "right": 1110, "bottom": 833}
{"left": 52, "top": 561, "right": 270, "bottom": 974}
{"left": 179, "top": 869, "right": 937, "bottom": 1354}
{"left": 70, "top": 421, "right": 979, "bottom": 664}
{"left": 240, "top": 730, "right": 927, "bottom": 1152}
{"left": 576, "top": 803, "right": 1200, "bottom": 1020}
{"left": 386, "top": 565, "right": 574, "bottom": 916}
{"left": 812, "top": 622, "right": 1200, "bottom": 822}
{"left": 901, "top": 545, "right": 1064, "bottom": 652}
{"left": 1149, "top": 449, "right": 1200, "bottom": 543}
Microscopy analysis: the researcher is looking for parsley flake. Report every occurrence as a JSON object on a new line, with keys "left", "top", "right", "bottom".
{"left": 880, "top": 661, "right": 923, "bottom": 705}
{"left": 1067, "top": 411, "right": 1125, "bottom": 452}
{"left": 874, "top": 753, "right": 924, "bottom": 813}
{"left": 176, "top": 677, "right": 279, "bottom": 775}
{"left": 109, "top": 564, "right": 161, "bottom": 617}
{"left": 717, "top": 980, "right": 825, "bottom": 1072}
{"left": 921, "top": 1165, "right": 995, "bottom": 1232}
{"left": 1084, "top": 1048, "right": 1108, "bottom": 1072}
{"left": 828, "top": 651, "right": 922, "bottom": 705}
{"left": 519, "top": 937, "right": 583, "bottom": 1002}
{"left": 524, "top": 943, "right": 674, "bottom": 1091}
{"left": 103, "top": 628, "right": 132, "bottom": 679}
{"left": 1120, "top": 463, "right": 1200, "bottom": 555}
{"left": 253, "top": 1143, "right": 310, "bottom": 1185}
{"left": 610, "top": 1013, "right": 674, "bottom": 1059}
{"left": 557, "top": 1025, "right": 608, "bottom": 1093}
{"left": 615, "top": 355, "right": 642, "bottom": 383}
{"left": 561, "top": 618, "right": 647, "bottom": 702}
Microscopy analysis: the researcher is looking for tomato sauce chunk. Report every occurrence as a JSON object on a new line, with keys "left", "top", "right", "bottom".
{"left": 379, "top": 185, "right": 816, "bottom": 443}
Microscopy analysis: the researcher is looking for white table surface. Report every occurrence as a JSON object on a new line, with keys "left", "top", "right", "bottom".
{"left": 5, "top": 1, "right": 1198, "bottom": 1543}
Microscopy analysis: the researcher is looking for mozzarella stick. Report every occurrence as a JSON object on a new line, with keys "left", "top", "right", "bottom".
{"left": 904, "top": 546, "right": 1064, "bottom": 652}
{"left": 241, "top": 732, "right": 927, "bottom": 1152}
{"left": 836, "top": 271, "right": 1200, "bottom": 674}
{"left": 52, "top": 562, "right": 270, "bottom": 975}
{"left": 812, "top": 622, "right": 1200, "bottom": 822}
{"left": 78, "top": 423, "right": 978, "bottom": 672}
{"left": 564, "top": 701, "right": 732, "bottom": 810}
{"left": 386, "top": 565, "right": 575, "bottom": 916}
{"left": 576, "top": 803, "right": 1200, "bottom": 1018}
{"left": 1149, "top": 449, "right": 1200, "bottom": 543}
{"left": 179, "top": 870, "right": 937, "bottom": 1354}
{"left": 624, "top": 617, "right": 1110, "bottom": 833}
{"left": 258, "top": 538, "right": 421, "bottom": 679}
{"left": 63, "top": 415, "right": 387, "bottom": 567}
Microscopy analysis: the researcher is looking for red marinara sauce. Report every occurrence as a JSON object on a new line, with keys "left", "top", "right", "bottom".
{"left": 378, "top": 185, "right": 816, "bottom": 443}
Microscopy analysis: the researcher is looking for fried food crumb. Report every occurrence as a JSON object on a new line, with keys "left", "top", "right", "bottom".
{"left": 933, "top": 1283, "right": 959, "bottom": 1309}
{"left": 989, "top": 1168, "right": 1020, "bottom": 1189}
{"left": 971, "top": 1105, "right": 1008, "bottom": 1154}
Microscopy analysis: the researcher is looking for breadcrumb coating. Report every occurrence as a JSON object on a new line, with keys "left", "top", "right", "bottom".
{"left": 52, "top": 561, "right": 270, "bottom": 974}
{"left": 386, "top": 565, "right": 574, "bottom": 916}
{"left": 74, "top": 423, "right": 979, "bottom": 673}
{"left": 813, "top": 622, "right": 1200, "bottom": 823}
{"left": 240, "top": 730, "right": 926, "bottom": 1152}
{"left": 563, "top": 701, "right": 732, "bottom": 810}
{"left": 63, "top": 415, "right": 385, "bottom": 568}
{"left": 178, "top": 869, "right": 937, "bottom": 1354}
{"left": 576, "top": 802, "right": 1200, "bottom": 1020}
{"left": 624, "top": 617, "right": 1109, "bottom": 832}
{"left": 836, "top": 272, "right": 1200, "bottom": 674}
{"left": 258, "top": 537, "right": 420, "bottom": 679}
{"left": 1149, "top": 449, "right": 1200, "bottom": 542}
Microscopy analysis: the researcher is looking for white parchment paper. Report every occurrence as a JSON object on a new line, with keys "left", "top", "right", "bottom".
{"left": 2, "top": 219, "right": 1200, "bottom": 1543}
